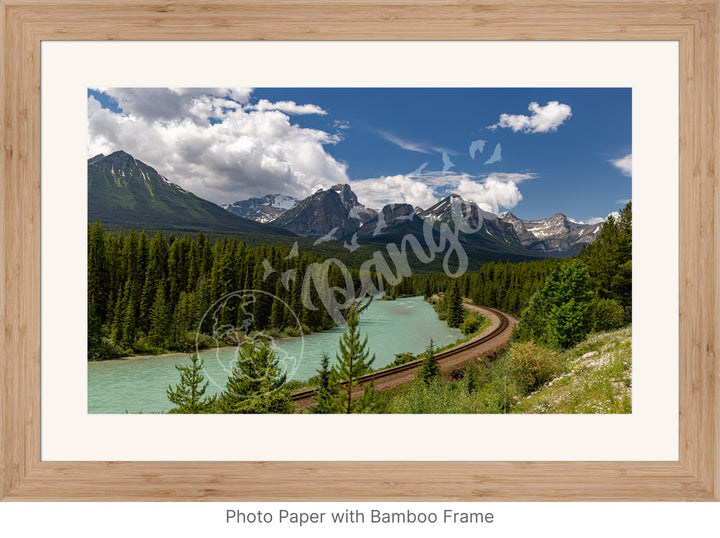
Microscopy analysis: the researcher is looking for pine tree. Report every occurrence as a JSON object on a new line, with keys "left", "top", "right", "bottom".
{"left": 334, "top": 304, "right": 376, "bottom": 413}
{"left": 422, "top": 278, "right": 432, "bottom": 299}
{"left": 148, "top": 281, "right": 170, "bottom": 349}
{"left": 88, "top": 221, "right": 109, "bottom": 323}
{"left": 119, "top": 280, "right": 137, "bottom": 349}
{"left": 269, "top": 277, "right": 285, "bottom": 330}
{"left": 166, "top": 353, "right": 215, "bottom": 413}
{"left": 309, "top": 353, "right": 342, "bottom": 413}
{"left": 446, "top": 281, "right": 465, "bottom": 328}
{"left": 417, "top": 339, "right": 441, "bottom": 385}
{"left": 216, "top": 339, "right": 294, "bottom": 414}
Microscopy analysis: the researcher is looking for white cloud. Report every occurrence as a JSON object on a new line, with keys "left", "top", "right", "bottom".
{"left": 250, "top": 99, "right": 327, "bottom": 115}
{"left": 610, "top": 153, "right": 632, "bottom": 176}
{"left": 489, "top": 101, "right": 573, "bottom": 133}
{"left": 88, "top": 89, "right": 348, "bottom": 203}
{"left": 95, "top": 87, "right": 252, "bottom": 125}
{"left": 454, "top": 173, "right": 534, "bottom": 213}
{"left": 616, "top": 198, "right": 631, "bottom": 204}
{"left": 350, "top": 175, "right": 439, "bottom": 209}
{"left": 350, "top": 171, "right": 535, "bottom": 212}
{"left": 575, "top": 211, "right": 622, "bottom": 225}
{"left": 379, "top": 131, "right": 432, "bottom": 154}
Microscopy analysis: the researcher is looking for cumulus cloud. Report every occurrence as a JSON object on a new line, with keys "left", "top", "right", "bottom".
{"left": 88, "top": 88, "right": 348, "bottom": 203}
{"left": 250, "top": 99, "right": 327, "bottom": 115}
{"left": 95, "top": 87, "right": 252, "bottom": 125}
{"left": 350, "top": 171, "right": 535, "bottom": 213}
{"left": 574, "top": 211, "right": 622, "bottom": 225}
{"left": 350, "top": 175, "right": 440, "bottom": 209}
{"left": 489, "top": 101, "right": 572, "bottom": 133}
{"left": 610, "top": 153, "right": 632, "bottom": 176}
{"left": 454, "top": 173, "right": 534, "bottom": 213}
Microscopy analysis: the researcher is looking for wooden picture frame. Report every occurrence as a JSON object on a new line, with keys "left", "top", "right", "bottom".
{"left": 1, "top": 0, "right": 718, "bottom": 501}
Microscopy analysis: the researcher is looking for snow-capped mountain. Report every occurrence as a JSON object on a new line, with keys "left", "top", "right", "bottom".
{"left": 220, "top": 182, "right": 614, "bottom": 256}
{"left": 498, "top": 211, "right": 601, "bottom": 254}
{"left": 418, "top": 194, "right": 522, "bottom": 246}
{"left": 222, "top": 194, "right": 298, "bottom": 223}
{"left": 271, "top": 184, "right": 377, "bottom": 238}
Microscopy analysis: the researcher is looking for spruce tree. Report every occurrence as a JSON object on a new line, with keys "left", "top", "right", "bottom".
{"left": 446, "top": 281, "right": 465, "bottom": 328}
{"left": 216, "top": 339, "right": 294, "bottom": 414}
{"left": 417, "top": 339, "right": 441, "bottom": 385}
{"left": 148, "top": 281, "right": 170, "bottom": 349}
{"left": 309, "top": 353, "right": 342, "bottom": 414}
{"left": 167, "top": 353, "right": 215, "bottom": 413}
{"left": 119, "top": 280, "right": 137, "bottom": 349}
{"left": 334, "top": 304, "right": 376, "bottom": 413}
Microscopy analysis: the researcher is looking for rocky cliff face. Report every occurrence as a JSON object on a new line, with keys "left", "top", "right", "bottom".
{"left": 498, "top": 212, "right": 601, "bottom": 254}
{"left": 418, "top": 194, "right": 522, "bottom": 246}
{"left": 356, "top": 203, "right": 423, "bottom": 238}
{"left": 222, "top": 194, "right": 298, "bottom": 223}
{"left": 271, "top": 184, "right": 376, "bottom": 239}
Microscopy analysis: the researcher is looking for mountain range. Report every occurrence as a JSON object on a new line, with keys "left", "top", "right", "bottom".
{"left": 221, "top": 194, "right": 298, "bottom": 223}
{"left": 224, "top": 190, "right": 606, "bottom": 256}
{"left": 88, "top": 151, "right": 610, "bottom": 257}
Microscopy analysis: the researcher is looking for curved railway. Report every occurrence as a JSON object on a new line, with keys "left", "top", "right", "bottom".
{"left": 290, "top": 303, "right": 517, "bottom": 410}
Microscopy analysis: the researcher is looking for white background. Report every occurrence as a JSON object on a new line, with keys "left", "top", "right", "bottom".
{"left": 2, "top": 502, "right": 718, "bottom": 537}
{"left": 42, "top": 41, "right": 678, "bottom": 462}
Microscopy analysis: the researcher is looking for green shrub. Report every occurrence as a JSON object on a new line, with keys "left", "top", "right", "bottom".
{"left": 88, "top": 336, "right": 129, "bottom": 360}
{"left": 508, "top": 340, "right": 560, "bottom": 395}
{"left": 591, "top": 298, "right": 627, "bottom": 332}
{"left": 391, "top": 352, "right": 415, "bottom": 367}
{"left": 460, "top": 315, "right": 483, "bottom": 336}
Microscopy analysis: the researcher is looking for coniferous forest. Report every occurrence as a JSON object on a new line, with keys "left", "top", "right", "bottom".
{"left": 87, "top": 221, "right": 358, "bottom": 360}
{"left": 89, "top": 202, "right": 631, "bottom": 362}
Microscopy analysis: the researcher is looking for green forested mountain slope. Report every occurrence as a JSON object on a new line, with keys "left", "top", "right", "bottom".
{"left": 88, "top": 151, "right": 295, "bottom": 237}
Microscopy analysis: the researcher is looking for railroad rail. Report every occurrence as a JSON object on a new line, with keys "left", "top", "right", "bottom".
{"left": 290, "top": 304, "right": 514, "bottom": 406}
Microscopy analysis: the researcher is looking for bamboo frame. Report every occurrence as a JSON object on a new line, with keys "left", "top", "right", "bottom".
{"left": 1, "top": 0, "right": 718, "bottom": 501}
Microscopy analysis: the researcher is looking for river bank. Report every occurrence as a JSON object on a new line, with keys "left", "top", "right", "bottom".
{"left": 88, "top": 296, "right": 464, "bottom": 413}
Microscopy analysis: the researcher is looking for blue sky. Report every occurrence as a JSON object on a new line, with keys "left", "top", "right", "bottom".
{"left": 88, "top": 87, "right": 630, "bottom": 222}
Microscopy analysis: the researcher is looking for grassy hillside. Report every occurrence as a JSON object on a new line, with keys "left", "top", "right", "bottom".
{"left": 371, "top": 326, "right": 631, "bottom": 414}
{"left": 512, "top": 327, "right": 632, "bottom": 414}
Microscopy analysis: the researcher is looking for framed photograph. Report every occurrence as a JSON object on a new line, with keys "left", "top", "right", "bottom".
{"left": 1, "top": 1, "right": 718, "bottom": 501}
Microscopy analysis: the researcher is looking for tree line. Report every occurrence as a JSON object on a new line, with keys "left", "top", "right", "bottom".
{"left": 88, "top": 222, "right": 359, "bottom": 360}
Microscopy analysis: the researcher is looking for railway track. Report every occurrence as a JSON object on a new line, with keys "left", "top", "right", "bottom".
{"left": 290, "top": 304, "right": 515, "bottom": 407}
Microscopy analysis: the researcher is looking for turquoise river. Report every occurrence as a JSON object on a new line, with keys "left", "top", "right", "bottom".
{"left": 88, "top": 296, "right": 463, "bottom": 413}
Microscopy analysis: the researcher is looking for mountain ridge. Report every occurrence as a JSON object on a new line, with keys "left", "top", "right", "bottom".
{"left": 87, "top": 151, "right": 295, "bottom": 238}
